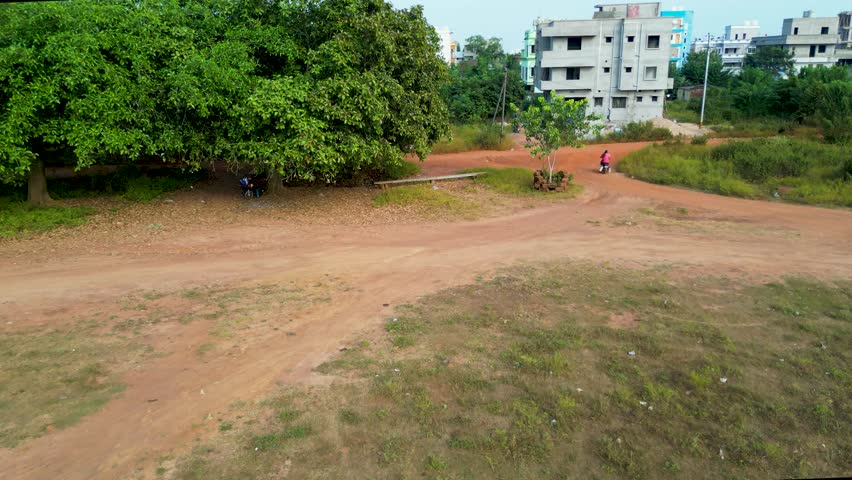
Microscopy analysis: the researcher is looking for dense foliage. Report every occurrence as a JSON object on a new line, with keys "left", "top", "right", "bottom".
{"left": 673, "top": 56, "right": 851, "bottom": 143}
{"left": 0, "top": 0, "right": 450, "bottom": 204}
{"left": 442, "top": 36, "right": 526, "bottom": 123}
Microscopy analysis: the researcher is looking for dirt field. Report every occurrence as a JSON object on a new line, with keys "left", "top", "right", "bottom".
{"left": 1, "top": 140, "right": 851, "bottom": 479}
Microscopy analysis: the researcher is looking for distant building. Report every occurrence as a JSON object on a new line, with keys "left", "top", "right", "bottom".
{"left": 691, "top": 21, "right": 760, "bottom": 72}
{"left": 661, "top": 8, "right": 694, "bottom": 68}
{"left": 520, "top": 30, "right": 536, "bottom": 90}
{"left": 534, "top": 2, "right": 674, "bottom": 124}
{"left": 676, "top": 85, "right": 704, "bottom": 102}
{"left": 751, "top": 11, "right": 839, "bottom": 71}
{"left": 435, "top": 27, "right": 454, "bottom": 64}
{"left": 449, "top": 40, "right": 460, "bottom": 66}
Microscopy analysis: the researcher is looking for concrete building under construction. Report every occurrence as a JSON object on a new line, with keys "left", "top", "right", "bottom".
{"left": 533, "top": 2, "right": 675, "bottom": 124}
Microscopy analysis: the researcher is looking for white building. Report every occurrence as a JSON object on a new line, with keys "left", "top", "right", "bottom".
{"left": 435, "top": 27, "right": 454, "bottom": 64}
{"left": 691, "top": 21, "right": 760, "bottom": 72}
{"left": 534, "top": 3, "right": 675, "bottom": 124}
{"left": 751, "top": 11, "right": 840, "bottom": 71}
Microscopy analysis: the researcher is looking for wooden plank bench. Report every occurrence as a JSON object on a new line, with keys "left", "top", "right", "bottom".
{"left": 374, "top": 172, "right": 486, "bottom": 189}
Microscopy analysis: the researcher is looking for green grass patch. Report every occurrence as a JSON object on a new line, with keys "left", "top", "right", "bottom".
{"left": 0, "top": 322, "right": 146, "bottom": 447}
{"left": 171, "top": 263, "right": 852, "bottom": 479}
{"left": 0, "top": 198, "right": 94, "bottom": 238}
{"left": 461, "top": 167, "right": 582, "bottom": 198}
{"left": 619, "top": 138, "right": 852, "bottom": 206}
{"left": 431, "top": 124, "right": 515, "bottom": 154}
{"left": 372, "top": 185, "right": 479, "bottom": 218}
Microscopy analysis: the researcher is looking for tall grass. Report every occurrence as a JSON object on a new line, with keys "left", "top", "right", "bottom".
{"left": 431, "top": 124, "right": 515, "bottom": 154}
{"left": 619, "top": 137, "right": 852, "bottom": 206}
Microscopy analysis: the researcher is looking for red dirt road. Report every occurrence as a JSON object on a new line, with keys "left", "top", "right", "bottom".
{"left": 1, "top": 141, "right": 851, "bottom": 480}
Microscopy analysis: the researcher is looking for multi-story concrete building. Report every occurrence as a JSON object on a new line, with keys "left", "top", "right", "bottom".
{"left": 534, "top": 2, "right": 674, "bottom": 124}
{"left": 661, "top": 8, "right": 694, "bottom": 68}
{"left": 751, "top": 11, "right": 840, "bottom": 71}
{"left": 691, "top": 22, "right": 760, "bottom": 72}
{"left": 520, "top": 30, "right": 536, "bottom": 90}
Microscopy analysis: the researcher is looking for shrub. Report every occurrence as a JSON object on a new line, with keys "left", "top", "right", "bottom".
{"left": 598, "top": 121, "right": 672, "bottom": 143}
{"left": 691, "top": 135, "right": 707, "bottom": 145}
{"left": 431, "top": 124, "right": 514, "bottom": 154}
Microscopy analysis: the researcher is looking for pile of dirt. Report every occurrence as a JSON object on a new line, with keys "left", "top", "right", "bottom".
{"left": 652, "top": 117, "right": 711, "bottom": 137}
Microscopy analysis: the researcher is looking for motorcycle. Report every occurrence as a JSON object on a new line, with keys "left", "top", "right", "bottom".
{"left": 599, "top": 163, "right": 611, "bottom": 174}
{"left": 240, "top": 174, "right": 268, "bottom": 198}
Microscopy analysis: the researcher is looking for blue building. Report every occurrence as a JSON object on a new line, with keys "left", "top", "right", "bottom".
{"left": 661, "top": 9, "right": 694, "bottom": 68}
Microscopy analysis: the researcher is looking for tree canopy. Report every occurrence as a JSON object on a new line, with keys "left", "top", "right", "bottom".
{"left": 743, "top": 46, "right": 794, "bottom": 77}
{"left": 442, "top": 36, "right": 526, "bottom": 123}
{"left": 681, "top": 50, "right": 730, "bottom": 86}
{"left": 0, "top": 0, "right": 450, "bottom": 205}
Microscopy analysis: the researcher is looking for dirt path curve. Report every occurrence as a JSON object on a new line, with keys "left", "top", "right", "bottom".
{"left": 1, "top": 142, "right": 851, "bottom": 480}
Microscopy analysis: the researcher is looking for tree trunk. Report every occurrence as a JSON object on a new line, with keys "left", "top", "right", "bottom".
{"left": 266, "top": 170, "right": 284, "bottom": 195}
{"left": 547, "top": 153, "right": 555, "bottom": 183}
{"left": 27, "top": 157, "right": 53, "bottom": 207}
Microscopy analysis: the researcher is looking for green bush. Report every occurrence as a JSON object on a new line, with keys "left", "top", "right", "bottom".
{"left": 597, "top": 121, "right": 672, "bottom": 143}
{"left": 691, "top": 135, "right": 707, "bottom": 145}
{"left": 432, "top": 124, "right": 514, "bottom": 154}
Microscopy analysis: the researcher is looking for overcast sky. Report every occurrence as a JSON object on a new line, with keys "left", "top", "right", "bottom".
{"left": 389, "top": 0, "right": 851, "bottom": 51}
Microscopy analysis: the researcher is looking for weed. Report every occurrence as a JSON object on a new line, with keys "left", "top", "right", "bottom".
{"left": 425, "top": 453, "right": 448, "bottom": 470}
{"left": 378, "top": 437, "right": 406, "bottom": 466}
{"left": 197, "top": 343, "right": 215, "bottom": 356}
{"left": 250, "top": 433, "right": 280, "bottom": 451}
{"left": 338, "top": 408, "right": 362, "bottom": 425}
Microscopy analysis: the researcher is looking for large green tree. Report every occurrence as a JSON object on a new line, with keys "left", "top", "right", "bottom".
{"left": 743, "top": 46, "right": 794, "bottom": 77}
{"left": 0, "top": 0, "right": 450, "bottom": 205}
{"left": 443, "top": 36, "right": 526, "bottom": 123}
{"left": 681, "top": 50, "right": 730, "bottom": 87}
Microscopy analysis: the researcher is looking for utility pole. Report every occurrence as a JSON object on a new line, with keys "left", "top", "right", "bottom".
{"left": 699, "top": 33, "right": 711, "bottom": 128}
{"left": 492, "top": 67, "right": 508, "bottom": 132}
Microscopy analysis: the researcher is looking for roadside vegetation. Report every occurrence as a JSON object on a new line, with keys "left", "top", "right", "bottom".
{"left": 619, "top": 138, "right": 852, "bottom": 206}
{"left": 431, "top": 124, "right": 515, "bottom": 154}
{"left": 668, "top": 51, "right": 849, "bottom": 143}
{"left": 170, "top": 263, "right": 851, "bottom": 479}
{"left": 594, "top": 120, "right": 674, "bottom": 143}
